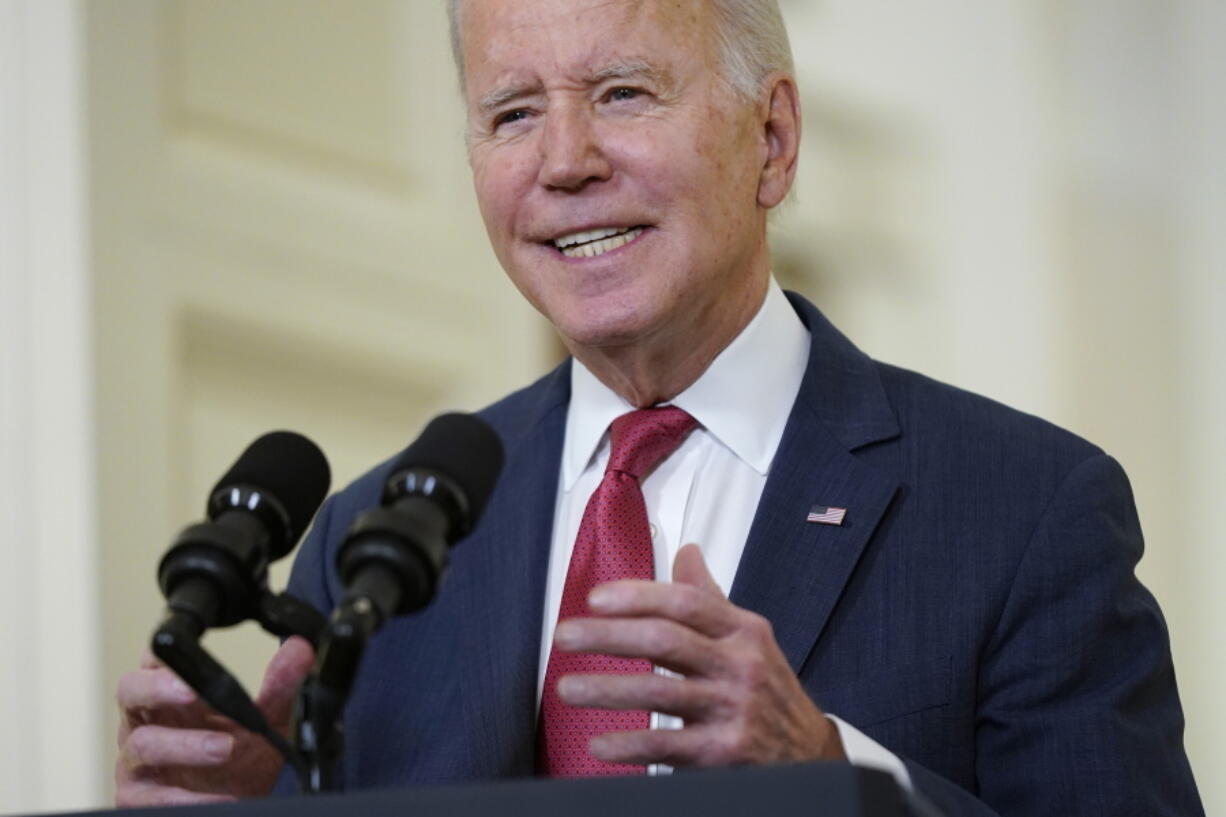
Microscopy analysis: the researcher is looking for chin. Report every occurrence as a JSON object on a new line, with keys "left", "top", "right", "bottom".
{"left": 535, "top": 282, "right": 677, "bottom": 351}
{"left": 551, "top": 307, "right": 660, "bottom": 352}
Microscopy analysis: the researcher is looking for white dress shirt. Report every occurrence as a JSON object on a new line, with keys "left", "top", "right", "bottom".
{"left": 537, "top": 280, "right": 911, "bottom": 787}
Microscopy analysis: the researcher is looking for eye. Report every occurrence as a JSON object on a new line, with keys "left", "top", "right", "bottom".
{"left": 604, "top": 86, "right": 642, "bottom": 103}
{"left": 494, "top": 109, "right": 530, "bottom": 129}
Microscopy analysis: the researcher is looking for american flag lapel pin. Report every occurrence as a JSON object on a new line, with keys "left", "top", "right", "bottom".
{"left": 806, "top": 505, "right": 847, "bottom": 526}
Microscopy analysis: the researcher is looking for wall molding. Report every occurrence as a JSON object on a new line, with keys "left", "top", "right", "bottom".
{"left": 0, "top": 0, "right": 104, "bottom": 811}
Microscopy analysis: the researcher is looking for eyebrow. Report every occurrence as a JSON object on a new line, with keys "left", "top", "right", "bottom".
{"left": 590, "top": 58, "right": 667, "bottom": 87}
{"left": 478, "top": 83, "right": 538, "bottom": 116}
{"left": 477, "top": 59, "right": 669, "bottom": 116}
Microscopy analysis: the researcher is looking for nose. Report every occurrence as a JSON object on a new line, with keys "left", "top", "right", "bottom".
{"left": 537, "top": 105, "right": 611, "bottom": 192}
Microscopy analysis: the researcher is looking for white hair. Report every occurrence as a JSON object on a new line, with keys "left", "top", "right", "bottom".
{"left": 446, "top": 0, "right": 794, "bottom": 103}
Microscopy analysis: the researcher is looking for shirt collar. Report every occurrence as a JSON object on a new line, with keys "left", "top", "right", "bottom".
{"left": 562, "top": 280, "right": 811, "bottom": 489}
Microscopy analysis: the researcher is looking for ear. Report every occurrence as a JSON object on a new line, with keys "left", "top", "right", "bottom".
{"left": 756, "top": 73, "right": 802, "bottom": 209}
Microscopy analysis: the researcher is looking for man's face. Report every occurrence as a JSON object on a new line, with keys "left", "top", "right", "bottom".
{"left": 461, "top": 0, "right": 773, "bottom": 353}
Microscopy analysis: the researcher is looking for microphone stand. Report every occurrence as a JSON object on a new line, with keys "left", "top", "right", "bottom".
{"left": 151, "top": 589, "right": 327, "bottom": 788}
{"left": 293, "top": 597, "right": 382, "bottom": 793}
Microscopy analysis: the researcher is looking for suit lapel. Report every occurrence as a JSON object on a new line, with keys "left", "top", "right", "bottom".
{"left": 456, "top": 366, "right": 569, "bottom": 774}
{"left": 729, "top": 410, "right": 899, "bottom": 672}
{"left": 729, "top": 294, "right": 901, "bottom": 673}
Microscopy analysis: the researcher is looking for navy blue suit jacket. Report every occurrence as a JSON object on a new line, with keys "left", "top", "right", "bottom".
{"left": 284, "top": 293, "right": 1202, "bottom": 815}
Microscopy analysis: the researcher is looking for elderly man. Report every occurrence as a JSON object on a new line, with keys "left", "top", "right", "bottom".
{"left": 115, "top": 0, "right": 1203, "bottom": 814}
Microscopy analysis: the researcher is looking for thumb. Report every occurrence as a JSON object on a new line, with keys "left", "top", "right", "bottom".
{"left": 256, "top": 635, "right": 315, "bottom": 728}
{"left": 672, "top": 543, "right": 723, "bottom": 597}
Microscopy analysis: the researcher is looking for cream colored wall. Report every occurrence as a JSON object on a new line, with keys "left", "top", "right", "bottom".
{"left": 1171, "top": 0, "right": 1226, "bottom": 807}
{"left": 0, "top": 0, "right": 1219, "bottom": 813}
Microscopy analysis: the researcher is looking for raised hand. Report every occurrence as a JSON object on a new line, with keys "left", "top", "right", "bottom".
{"left": 553, "top": 543, "right": 845, "bottom": 767}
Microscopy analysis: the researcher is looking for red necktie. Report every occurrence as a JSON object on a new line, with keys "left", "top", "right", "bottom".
{"left": 537, "top": 406, "right": 698, "bottom": 776}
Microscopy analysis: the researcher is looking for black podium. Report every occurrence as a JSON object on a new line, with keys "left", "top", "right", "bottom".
{"left": 43, "top": 764, "right": 940, "bottom": 817}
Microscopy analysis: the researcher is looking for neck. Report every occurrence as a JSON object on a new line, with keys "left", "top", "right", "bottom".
{"left": 569, "top": 274, "right": 770, "bottom": 408}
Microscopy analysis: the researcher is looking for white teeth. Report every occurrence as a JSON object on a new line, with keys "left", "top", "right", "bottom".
{"left": 554, "top": 227, "right": 625, "bottom": 249}
{"left": 558, "top": 227, "right": 644, "bottom": 259}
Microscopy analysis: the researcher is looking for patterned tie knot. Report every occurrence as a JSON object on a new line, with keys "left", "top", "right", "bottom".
{"left": 607, "top": 406, "right": 697, "bottom": 480}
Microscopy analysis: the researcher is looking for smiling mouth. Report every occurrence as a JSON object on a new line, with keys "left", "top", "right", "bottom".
{"left": 550, "top": 226, "right": 647, "bottom": 259}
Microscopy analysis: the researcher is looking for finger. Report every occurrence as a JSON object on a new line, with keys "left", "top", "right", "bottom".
{"left": 588, "top": 580, "right": 739, "bottom": 639}
{"left": 554, "top": 617, "right": 726, "bottom": 676}
{"left": 589, "top": 725, "right": 724, "bottom": 767}
{"left": 121, "top": 724, "right": 234, "bottom": 772}
{"left": 139, "top": 648, "right": 162, "bottom": 670}
{"left": 672, "top": 544, "right": 723, "bottom": 597}
{"left": 255, "top": 636, "right": 316, "bottom": 727}
{"left": 117, "top": 668, "right": 197, "bottom": 713}
{"left": 557, "top": 673, "right": 722, "bottom": 721}
{"left": 115, "top": 778, "right": 237, "bottom": 808}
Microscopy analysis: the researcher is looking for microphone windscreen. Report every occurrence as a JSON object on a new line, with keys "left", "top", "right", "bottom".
{"left": 211, "top": 431, "right": 332, "bottom": 550}
{"left": 390, "top": 413, "right": 505, "bottom": 524}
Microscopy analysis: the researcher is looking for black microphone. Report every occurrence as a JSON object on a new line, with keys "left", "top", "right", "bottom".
{"left": 157, "top": 431, "right": 332, "bottom": 634}
{"left": 295, "top": 414, "right": 503, "bottom": 792}
{"left": 335, "top": 413, "right": 504, "bottom": 626}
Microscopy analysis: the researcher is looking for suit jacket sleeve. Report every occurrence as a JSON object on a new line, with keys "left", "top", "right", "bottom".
{"left": 906, "top": 453, "right": 1201, "bottom": 816}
